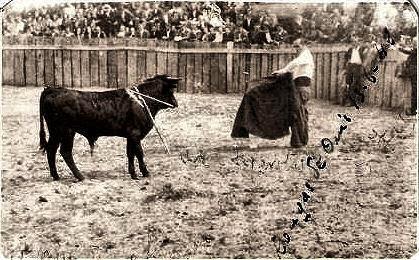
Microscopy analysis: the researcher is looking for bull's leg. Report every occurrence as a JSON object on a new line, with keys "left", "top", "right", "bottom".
{"left": 126, "top": 139, "right": 139, "bottom": 180}
{"left": 46, "top": 137, "right": 60, "bottom": 181}
{"left": 60, "top": 131, "right": 85, "bottom": 181}
{"left": 132, "top": 140, "right": 150, "bottom": 177}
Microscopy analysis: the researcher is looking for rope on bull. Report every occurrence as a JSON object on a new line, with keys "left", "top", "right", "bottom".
{"left": 125, "top": 88, "right": 171, "bottom": 155}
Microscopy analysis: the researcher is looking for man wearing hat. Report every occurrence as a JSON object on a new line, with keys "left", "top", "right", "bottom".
{"left": 272, "top": 39, "right": 314, "bottom": 147}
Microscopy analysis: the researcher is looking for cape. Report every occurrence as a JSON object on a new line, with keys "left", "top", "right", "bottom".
{"left": 231, "top": 72, "right": 296, "bottom": 139}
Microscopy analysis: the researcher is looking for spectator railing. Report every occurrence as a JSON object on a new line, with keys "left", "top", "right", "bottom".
{"left": 2, "top": 36, "right": 412, "bottom": 111}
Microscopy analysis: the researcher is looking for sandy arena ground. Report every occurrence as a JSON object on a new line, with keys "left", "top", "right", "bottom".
{"left": 1, "top": 86, "right": 417, "bottom": 258}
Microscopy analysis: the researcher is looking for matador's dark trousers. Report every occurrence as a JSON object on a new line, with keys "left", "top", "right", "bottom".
{"left": 290, "top": 77, "right": 311, "bottom": 147}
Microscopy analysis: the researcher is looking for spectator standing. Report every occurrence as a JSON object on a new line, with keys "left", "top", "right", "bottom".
{"left": 128, "top": 27, "right": 136, "bottom": 38}
{"left": 213, "top": 27, "right": 223, "bottom": 43}
{"left": 75, "top": 27, "right": 83, "bottom": 40}
{"left": 344, "top": 38, "right": 365, "bottom": 106}
{"left": 250, "top": 25, "right": 266, "bottom": 44}
{"left": 223, "top": 26, "right": 234, "bottom": 42}
{"left": 398, "top": 37, "right": 417, "bottom": 115}
{"left": 83, "top": 26, "right": 91, "bottom": 39}
{"left": 93, "top": 26, "right": 106, "bottom": 38}
{"left": 271, "top": 24, "right": 287, "bottom": 43}
{"left": 116, "top": 25, "right": 126, "bottom": 38}
{"left": 243, "top": 13, "right": 256, "bottom": 32}
{"left": 137, "top": 23, "right": 150, "bottom": 39}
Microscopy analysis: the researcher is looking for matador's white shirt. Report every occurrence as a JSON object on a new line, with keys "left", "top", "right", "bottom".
{"left": 282, "top": 47, "right": 315, "bottom": 80}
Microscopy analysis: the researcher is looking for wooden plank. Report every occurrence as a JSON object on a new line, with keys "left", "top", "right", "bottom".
{"left": 25, "top": 49, "right": 37, "bottom": 86}
{"left": 330, "top": 52, "right": 338, "bottom": 102}
{"left": 377, "top": 62, "right": 385, "bottom": 107}
{"left": 336, "top": 52, "right": 346, "bottom": 104}
{"left": 237, "top": 53, "right": 245, "bottom": 93}
{"left": 378, "top": 61, "right": 387, "bottom": 107}
{"left": 255, "top": 53, "right": 261, "bottom": 79}
{"left": 210, "top": 53, "right": 219, "bottom": 94}
{"left": 242, "top": 53, "right": 251, "bottom": 92}
{"left": 261, "top": 53, "right": 269, "bottom": 77}
{"left": 219, "top": 53, "right": 227, "bottom": 93}
{"left": 381, "top": 61, "right": 397, "bottom": 108}
{"left": 202, "top": 52, "right": 211, "bottom": 94}
{"left": 232, "top": 53, "right": 240, "bottom": 93}
{"left": 267, "top": 54, "right": 272, "bottom": 74}
{"left": 98, "top": 50, "right": 108, "bottom": 88}
{"left": 14, "top": 50, "right": 25, "bottom": 86}
{"left": 44, "top": 49, "right": 55, "bottom": 86}
{"left": 127, "top": 39, "right": 139, "bottom": 85}
{"left": 323, "top": 53, "right": 331, "bottom": 100}
{"left": 157, "top": 51, "right": 167, "bottom": 75}
{"left": 186, "top": 53, "right": 195, "bottom": 93}
{"left": 278, "top": 54, "right": 287, "bottom": 70}
{"left": 390, "top": 64, "right": 403, "bottom": 109}
{"left": 240, "top": 53, "right": 247, "bottom": 93}
{"left": 314, "top": 53, "right": 322, "bottom": 99}
{"left": 194, "top": 53, "right": 203, "bottom": 93}
{"left": 250, "top": 53, "right": 257, "bottom": 82}
{"left": 178, "top": 53, "right": 187, "bottom": 92}
{"left": 398, "top": 75, "right": 409, "bottom": 110}
{"left": 117, "top": 50, "right": 127, "bottom": 88}
{"left": 315, "top": 53, "right": 322, "bottom": 99}
{"left": 383, "top": 61, "right": 395, "bottom": 108}
{"left": 272, "top": 54, "right": 279, "bottom": 71}
{"left": 167, "top": 52, "right": 178, "bottom": 78}
{"left": 36, "top": 49, "right": 45, "bottom": 87}
{"left": 80, "top": 50, "right": 90, "bottom": 88}
{"left": 137, "top": 50, "right": 147, "bottom": 81}
{"left": 90, "top": 51, "right": 99, "bottom": 88}
{"left": 127, "top": 50, "right": 137, "bottom": 86}
{"left": 391, "top": 76, "right": 403, "bottom": 109}
{"left": 71, "top": 50, "right": 81, "bottom": 88}
{"left": 146, "top": 51, "right": 157, "bottom": 78}
{"left": 62, "top": 50, "right": 72, "bottom": 88}
{"left": 2, "top": 50, "right": 14, "bottom": 85}
{"left": 226, "top": 51, "right": 233, "bottom": 93}
{"left": 311, "top": 53, "right": 318, "bottom": 99}
{"left": 402, "top": 76, "right": 412, "bottom": 113}
{"left": 54, "top": 50, "right": 63, "bottom": 87}
{"left": 107, "top": 50, "right": 118, "bottom": 88}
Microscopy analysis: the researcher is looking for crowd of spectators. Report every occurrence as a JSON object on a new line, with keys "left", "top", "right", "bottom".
{"left": 2, "top": 2, "right": 414, "bottom": 45}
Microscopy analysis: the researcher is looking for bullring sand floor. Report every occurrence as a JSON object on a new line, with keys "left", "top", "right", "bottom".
{"left": 1, "top": 86, "right": 417, "bottom": 258}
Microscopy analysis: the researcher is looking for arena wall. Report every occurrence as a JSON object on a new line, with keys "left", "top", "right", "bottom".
{"left": 1, "top": 36, "right": 412, "bottom": 111}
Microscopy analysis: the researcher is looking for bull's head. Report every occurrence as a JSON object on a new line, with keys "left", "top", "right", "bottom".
{"left": 135, "top": 74, "right": 181, "bottom": 109}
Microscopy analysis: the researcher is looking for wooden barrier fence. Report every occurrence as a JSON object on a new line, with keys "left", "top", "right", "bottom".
{"left": 1, "top": 36, "right": 413, "bottom": 111}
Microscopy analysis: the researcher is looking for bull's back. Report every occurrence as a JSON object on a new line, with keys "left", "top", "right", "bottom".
{"left": 41, "top": 87, "right": 132, "bottom": 136}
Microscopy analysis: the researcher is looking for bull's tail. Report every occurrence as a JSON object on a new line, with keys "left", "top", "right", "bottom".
{"left": 39, "top": 90, "right": 48, "bottom": 152}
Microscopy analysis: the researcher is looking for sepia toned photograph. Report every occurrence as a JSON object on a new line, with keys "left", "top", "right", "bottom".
{"left": 1, "top": 0, "right": 418, "bottom": 258}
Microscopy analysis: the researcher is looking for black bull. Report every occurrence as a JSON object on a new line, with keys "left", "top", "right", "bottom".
{"left": 39, "top": 75, "right": 180, "bottom": 181}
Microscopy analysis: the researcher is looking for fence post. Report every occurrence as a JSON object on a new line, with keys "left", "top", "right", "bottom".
{"left": 226, "top": 41, "right": 234, "bottom": 93}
